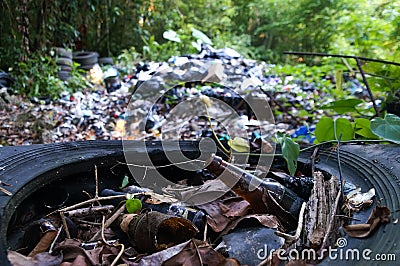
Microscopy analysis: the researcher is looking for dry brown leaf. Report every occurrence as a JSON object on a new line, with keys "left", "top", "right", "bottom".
{"left": 343, "top": 206, "right": 391, "bottom": 238}
{"left": 198, "top": 197, "right": 251, "bottom": 232}
{"left": 7, "top": 250, "right": 63, "bottom": 266}
{"left": 162, "top": 239, "right": 240, "bottom": 266}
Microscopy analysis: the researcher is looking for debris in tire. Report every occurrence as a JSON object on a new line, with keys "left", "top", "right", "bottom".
{"left": 343, "top": 205, "right": 391, "bottom": 238}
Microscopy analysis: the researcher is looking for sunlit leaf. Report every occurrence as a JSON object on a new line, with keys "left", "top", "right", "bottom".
{"left": 277, "top": 132, "right": 300, "bottom": 176}
{"left": 191, "top": 28, "right": 212, "bottom": 45}
{"left": 371, "top": 114, "right": 400, "bottom": 144}
{"left": 163, "top": 30, "right": 181, "bottom": 43}
{"left": 126, "top": 198, "right": 142, "bottom": 214}
{"left": 121, "top": 175, "right": 129, "bottom": 189}
{"left": 354, "top": 118, "right": 378, "bottom": 139}
{"left": 315, "top": 116, "right": 354, "bottom": 142}
{"left": 228, "top": 137, "right": 249, "bottom": 152}
{"left": 320, "top": 99, "right": 363, "bottom": 114}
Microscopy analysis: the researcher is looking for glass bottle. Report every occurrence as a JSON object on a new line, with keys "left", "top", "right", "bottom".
{"left": 205, "top": 154, "right": 304, "bottom": 230}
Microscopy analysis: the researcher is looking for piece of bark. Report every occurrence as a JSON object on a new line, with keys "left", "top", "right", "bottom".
{"left": 304, "top": 172, "right": 340, "bottom": 250}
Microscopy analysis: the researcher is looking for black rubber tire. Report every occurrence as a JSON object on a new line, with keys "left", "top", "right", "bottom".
{"left": 98, "top": 57, "right": 114, "bottom": 66}
{"left": 0, "top": 142, "right": 399, "bottom": 265}
{"left": 0, "top": 140, "right": 209, "bottom": 265}
{"left": 57, "top": 71, "right": 71, "bottom": 81}
{"left": 298, "top": 144, "right": 400, "bottom": 266}
{"left": 78, "top": 63, "right": 95, "bottom": 71}
{"left": 57, "top": 65, "right": 72, "bottom": 72}
{"left": 73, "top": 51, "right": 99, "bottom": 66}
{"left": 51, "top": 47, "right": 73, "bottom": 59}
{"left": 56, "top": 57, "right": 73, "bottom": 67}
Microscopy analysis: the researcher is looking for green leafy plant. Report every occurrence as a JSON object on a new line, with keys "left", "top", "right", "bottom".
{"left": 12, "top": 54, "right": 65, "bottom": 99}
{"left": 354, "top": 118, "right": 378, "bottom": 139}
{"left": 141, "top": 27, "right": 213, "bottom": 62}
{"left": 11, "top": 53, "right": 91, "bottom": 99}
{"left": 276, "top": 132, "right": 300, "bottom": 176}
{"left": 116, "top": 47, "right": 142, "bottom": 75}
{"left": 320, "top": 98, "right": 364, "bottom": 114}
{"left": 315, "top": 117, "right": 354, "bottom": 142}
{"left": 371, "top": 113, "right": 400, "bottom": 144}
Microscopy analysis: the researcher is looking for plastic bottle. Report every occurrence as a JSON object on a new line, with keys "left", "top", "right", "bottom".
{"left": 205, "top": 154, "right": 304, "bottom": 230}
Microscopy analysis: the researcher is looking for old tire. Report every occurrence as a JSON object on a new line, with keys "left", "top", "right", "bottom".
{"left": 51, "top": 47, "right": 73, "bottom": 59}
{"left": 73, "top": 51, "right": 99, "bottom": 66}
{"left": 0, "top": 142, "right": 399, "bottom": 265}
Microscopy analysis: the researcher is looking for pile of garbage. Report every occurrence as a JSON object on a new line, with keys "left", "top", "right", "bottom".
{"left": 0, "top": 45, "right": 365, "bottom": 146}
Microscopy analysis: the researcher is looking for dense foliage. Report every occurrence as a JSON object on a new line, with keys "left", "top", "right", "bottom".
{"left": 1, "top": 0, "right": 399, "bottom": 70}
{"left": 1, "top": 0, "right": 399, "bottom": 102}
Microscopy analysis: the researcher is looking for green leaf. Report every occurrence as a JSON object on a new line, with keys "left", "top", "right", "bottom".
{"left": 228, "top": 137, "right": 249, "bottom": 152}
{"left": 335, "top": 118, "right": 355, "bottom": 140}
{"left": 320, "top": 99, "right": 363, "bottom": 114}
{"left": 191, "top": 28, "right": 212, "bottom": 45}
{"left": 126, "top": 198, "right": 142, "bottom": 214}
{"left": 370, "top": 114, "right": 400, "bottom": 144}
{"left": 163, "top": 30, "right": 181, "bottom": 43}
{"left": 277, "top": 132, "right": 300, "bottom": 176}
{"left": 315, "top": 117, "right": 354, "bottom": 142}
{"left": 315, "top": 117, "right": 335, "bottom": 141}
{"left": 354, "top": 118, "right": 378, "bottom": 139}
{"left": 335, "top": 69, "right": 343, "bottom": 91}
{"left": 120, "top": 175, "right": 129, "bottom": 189}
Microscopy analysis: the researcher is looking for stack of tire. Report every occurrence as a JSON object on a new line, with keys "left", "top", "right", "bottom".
{"left": 52, "top": 47, "right": 73, "bottom": 81}
{"left": 73, "top": 51, "right": 99, "bottom": 71}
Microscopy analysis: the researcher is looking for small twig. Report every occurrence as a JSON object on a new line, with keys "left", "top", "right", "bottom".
{"left": 335, "top": 214, "right": 361, "bottom": 221}
{"left": 355, "top": 57, "right": 380, "bottom": 117}
{"left": 58, "top": 194, "right": 129, "bottom": 213}
{"left": 60, "top": 212, "right": 71, "bottom": 239}
{"left": 101, "top": 216, "right": 108, "bottom": 244}
{"left": 283, "top": 51, "right": 400, "bottom": 66}
{"left": 65, "top": 205, "right": 114, "bottom": 218}
{"left": 0, "top": 180, "right": 11, "bottom": 186}
{"left": 275, "top": 202, "right": 306, "bottom": 245}
{"left": 336, "top": 134, "right": 344, "bottom": 201}
{"left": 192, "top": 239, "right": 204, "bottom": 265}
{"left": 100, "top": 215, "right": 125, "bottom": 266}
{"left": 94, "top": 165, "right": 99, "bottom": 199}
{"left": 205, "top": 104, "right": 231, "bottom": 158}
{"left": 49, "top": 225, "right": 63, "bottom": 254}
{"left": 203, "top": 221, "right": 208, "bottom": 242}
{"left": 89, "top": 203, "right": 126, "bottom": 242}
{"left": 82, "top": 190, "right": 93, "bottom": 200}
{"left": 112, "top": 159, "right": 206, "bottom": 170}
{"left": 74, "top": 219, "right": 102, "bottom": 226}
{"left": 0, "top": 186, "right": 12, "bottom": 196}
{"left": 310, "top": 146, "right": 319, "bottom": 178}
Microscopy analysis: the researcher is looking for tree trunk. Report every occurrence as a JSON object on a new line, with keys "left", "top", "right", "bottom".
{"left": 17, "top": 0, "right": 30, "bottom": 61}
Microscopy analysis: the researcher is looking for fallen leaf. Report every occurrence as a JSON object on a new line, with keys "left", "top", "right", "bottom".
{"left": 133, "top": 240, "right": 189, "bottom": 266}
{"left": 228, "top": 137, "right": 250, "bottom": 153}
{"left": 198, "top": 197, "right": 251, "bottom": 232}
{"left": 7, "top": 250, "right": 63, "bottom": 266}
{"left": 343, "top": 206, "right": 391, "bottom": 238}
{"left": 162, "top": 239, "right": 240, "bottom": 266}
